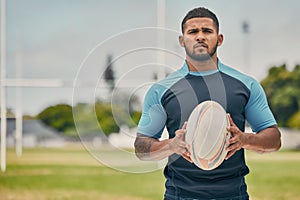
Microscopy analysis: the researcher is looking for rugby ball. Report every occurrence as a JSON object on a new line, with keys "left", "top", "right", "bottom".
{"left": 185, "top": 100, "right": 231, "bottom": 170}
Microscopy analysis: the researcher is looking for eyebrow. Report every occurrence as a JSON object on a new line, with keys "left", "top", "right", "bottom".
{"left": 187, "top": 28, "right": 199, "bottom": 32}
{"left": 183, "top": 23, "right": 218, "bottom": 33}
{"left": 185, "top": 26, "right": 214, "bottom": 33}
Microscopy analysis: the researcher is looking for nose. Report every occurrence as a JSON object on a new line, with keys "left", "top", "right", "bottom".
{"left": 195, "top": 32, "right": 205, "bottom": 42}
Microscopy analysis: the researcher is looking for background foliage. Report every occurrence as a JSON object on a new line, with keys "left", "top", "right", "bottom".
{"left": 37, "top": 99, "right": 141, "bottom": 138}
{"left": 261, "top": 64, "right": 300, "bottom": 128}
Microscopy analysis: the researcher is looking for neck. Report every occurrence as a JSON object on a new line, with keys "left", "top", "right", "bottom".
{"left": 186, "top": 56, "right": 218, "bottom": 72}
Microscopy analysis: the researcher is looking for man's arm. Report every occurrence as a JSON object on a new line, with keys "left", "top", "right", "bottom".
{"left": 134, "top": 122, "right": 192, "bottom": 162}
{"left": 134, "top": 136, "right": 174, "bottom": 161}
{"left": 226, "top": 114, "right": 281, "bottom": 159}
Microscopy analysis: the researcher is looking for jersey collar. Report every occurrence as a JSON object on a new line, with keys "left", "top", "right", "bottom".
{"left": 181, "top": 59, "right": 223, "bottom": 76}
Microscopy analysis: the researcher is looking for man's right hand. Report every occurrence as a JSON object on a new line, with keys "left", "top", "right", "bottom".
{"left": 170, "top": 122, "right": 193, "bottom": 163}
{"left": 134, "top": 122, "right": 193, "bottom": 162}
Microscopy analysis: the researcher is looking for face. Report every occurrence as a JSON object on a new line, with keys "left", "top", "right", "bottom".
{"left": 179, "top": 17, "right": 223, "bottom": 62}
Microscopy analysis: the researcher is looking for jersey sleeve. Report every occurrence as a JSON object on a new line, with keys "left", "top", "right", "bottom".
{"left": 137, "top": 84, "right": 167, "bottom": 138}
{"left": 245, "top": 80, "right": 277, "bottom": 132}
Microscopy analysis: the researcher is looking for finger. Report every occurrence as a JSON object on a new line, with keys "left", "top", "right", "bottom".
{"left": 182, "top": 141, "right": 190, "bottom": 150}
{"left": 183, "top": 149, "right": 191, "bottom": 156}
{"left": 175, "top": 122, "right": 187, "bottom": 135}
{"left": 182, "top": 152, "right": 193, "bottom": 163}
{"left": 175, "top": 129, "right": 186, "bottom": 137}
{"left": 186, "top": 144, "right": 191, "bottom": 151}
{"left": 178, "top": 141, "right": 189, "bottom": 149}
{"left": 225, "top": 149, "right": 236, "bottom": 160}
{"left": 227, "top": 113, "right": 236, "bottom": 127}
{"left": 226, "top": 142, "right": 238, "bottom": 152}
{"left": 227, "top": 125, "right": 240, "bottom": 137}
{"left": 227, "top": 125, "right": 239, "bottom": 132}
{"left": 175, "top": 131, "right": 186, "bottom": 140}
{"left": 227, "top": 113, "right": 232, "bottom": 124}
{"left": 228, "top": 135, "right": 239, "bottom": 144}
{"left": 177, "top": 147, "right": 189, "bottom": 155}
{"left": 182, "top": 155, "right": 193, "bottom": 163}
{"left": 171, "top": 139, "right": 189, "bottom": 149}
{"left": 182, "top": 121, "right": 188, "bottom": 130}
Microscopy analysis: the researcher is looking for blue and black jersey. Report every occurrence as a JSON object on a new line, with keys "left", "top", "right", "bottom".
{"left": 137, "top": 60, "right": 276, "bottom": 199}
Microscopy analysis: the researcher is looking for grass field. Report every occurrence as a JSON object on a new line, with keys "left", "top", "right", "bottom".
{"left": 0, "top": 145, "right": 299, "bottom": 200}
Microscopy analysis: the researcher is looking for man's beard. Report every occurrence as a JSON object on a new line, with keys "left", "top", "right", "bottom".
{"left": 185, "top": 41, "right": 218, "bottom": 62}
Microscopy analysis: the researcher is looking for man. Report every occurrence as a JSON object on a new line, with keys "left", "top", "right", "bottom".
{"left": 134, "top": 7, "right": 281, "bottom": 200}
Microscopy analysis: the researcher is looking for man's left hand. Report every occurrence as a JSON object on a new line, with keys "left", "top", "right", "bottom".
{"left": 225, "top": 114, "right": 247, "bottom": 160}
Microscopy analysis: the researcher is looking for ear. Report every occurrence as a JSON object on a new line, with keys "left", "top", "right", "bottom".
{"left": 179, "top": 35, "right": 184, "bottom": 47}
{"left": 217, "top": 34, "right": 224, "bottom": 46}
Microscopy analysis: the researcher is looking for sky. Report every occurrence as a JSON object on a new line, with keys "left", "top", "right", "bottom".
{"left": 2, "top": 0, "right": 300, "bottom": 115}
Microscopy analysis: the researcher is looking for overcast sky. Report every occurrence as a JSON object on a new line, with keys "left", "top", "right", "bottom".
{"left": 3, "top": 0, "right": 300, "bottom": 115}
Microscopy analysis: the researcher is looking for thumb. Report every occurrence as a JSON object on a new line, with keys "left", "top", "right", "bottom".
{"left": 175, "top": 122, "right": 187, "bottom": 137}
{"left": 182, "top": 121, "right": 187, "bottom": 130}
{"left": 178, "top": 122, "right": 188, "bottom": 140}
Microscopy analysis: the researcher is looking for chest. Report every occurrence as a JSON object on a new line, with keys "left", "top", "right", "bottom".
{"left": 161, "top": 74, "right": 250, "bottom": 136}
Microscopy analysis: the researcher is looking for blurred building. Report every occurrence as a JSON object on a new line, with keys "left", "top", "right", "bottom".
{"left": 0, "top": 118, "right": 66, "bottom": 147}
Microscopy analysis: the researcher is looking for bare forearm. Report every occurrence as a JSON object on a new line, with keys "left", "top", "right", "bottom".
{"left": 243, "top": 126, "right": 281, "bottom": 153}
{"left": 134, "top": 136, "right": 173, "bottom": 161}
{"left": 226, "top": 115, "right": 281, "bottom": 159}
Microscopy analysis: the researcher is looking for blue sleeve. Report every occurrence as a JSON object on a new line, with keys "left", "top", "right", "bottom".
{"left": 137, "top": 84, "right": 167, "bottom": 138}
{"left": 245, "top": 80, "right": 277, "bottom": 132}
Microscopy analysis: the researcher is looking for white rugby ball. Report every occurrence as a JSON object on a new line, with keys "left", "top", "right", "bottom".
{"left": 185, "top": 100, "right": 231, "bottom": 170}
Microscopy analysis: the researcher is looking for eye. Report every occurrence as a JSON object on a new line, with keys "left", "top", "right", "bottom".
{"left": 187, "top": 29, "right": 198, "bottom": 34}
{"left": 202, "top": 28, "right": 213, "bottom": 33}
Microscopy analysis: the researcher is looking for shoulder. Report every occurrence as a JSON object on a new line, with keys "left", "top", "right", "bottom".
{"left": 145, "top": 66, "right": 188, "bottom": 103}
{"left": 219, "top": 62, "right": 260, "bottom": 91}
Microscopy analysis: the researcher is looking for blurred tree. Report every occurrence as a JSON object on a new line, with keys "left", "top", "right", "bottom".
{"left": 36, "top": 99, "right": 142, "bottom": 137}
{"left": 268, "top": 87, "right": 299, "bottom": 126}
{"left": 104, "top": 54, "right": 115, "bottom": 92}
{"left": 261, "top": 64, "right": 300, "bottom": 127}
{"left": 71, "top": 103, "right": 101, "bottom": 136}
{"left": 95, "top": 101, "right": 119, "bottom": 135}
{"left": 288, "top": 111, "right": 300, "bottom": 128}
{"left": 95, "top": 99, "right": 142, "bottom": 135}
{"left": 37, "top": 104, "right": 75, "bottom": 133}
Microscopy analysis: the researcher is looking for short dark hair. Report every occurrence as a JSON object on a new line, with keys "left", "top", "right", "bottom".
{"left": 181, "top": 7, "right": 219, "bottom": 33}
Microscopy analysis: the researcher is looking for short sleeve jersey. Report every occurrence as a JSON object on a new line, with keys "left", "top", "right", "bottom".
{"left": 137, "top": 60, "right": 276, "bottom": 199}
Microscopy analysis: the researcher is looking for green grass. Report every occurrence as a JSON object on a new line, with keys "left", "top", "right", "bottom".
{"left": 0, "top": 146, "right": 165, "bottom": 200}
{"left": 246, "top": 151, "right": 300, "bottom": 200}
{"left": 0, "top": 146, "right": 300, "bottom": 200}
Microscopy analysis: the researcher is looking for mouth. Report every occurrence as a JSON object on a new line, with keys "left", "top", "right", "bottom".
{"left": 194, "top": 43, "right": 208, "bottom": 49}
